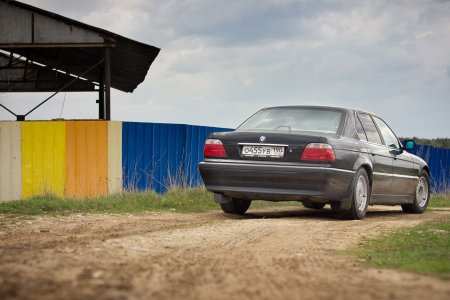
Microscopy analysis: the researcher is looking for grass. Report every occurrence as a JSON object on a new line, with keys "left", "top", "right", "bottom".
{"left": 352, "top": 218, "right": 450, "bottom": 279}
{"left": 0, "top": 188, "right": 216, "bottom": 215}
{"left": 429, "top": 194, "right": 450, "bottom": 208}
{"left": 0, "top": 189, "right": 447, "bottom": 216}
{"left": 0, "top": 188, "right": 301, "bottom": 216}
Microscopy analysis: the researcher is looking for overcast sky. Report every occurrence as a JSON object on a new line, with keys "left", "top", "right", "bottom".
{"left": 1, "top": 0, "right": 449, "bottom": 138}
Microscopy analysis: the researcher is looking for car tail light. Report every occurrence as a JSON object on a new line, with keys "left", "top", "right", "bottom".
{"left": 204, "top": 139, "right": 227, "bottom": 158}
{"left": 300, "top": 143, "right": 335, "bottom": 162}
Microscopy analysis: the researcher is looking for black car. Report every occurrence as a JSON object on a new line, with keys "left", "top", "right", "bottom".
{"left": 198, "top": 106, "right": 430, "bottom": 220}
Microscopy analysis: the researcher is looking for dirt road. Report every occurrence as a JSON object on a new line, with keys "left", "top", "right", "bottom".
{"left": 0, "top": 206, "right": 449, "bottom": 300}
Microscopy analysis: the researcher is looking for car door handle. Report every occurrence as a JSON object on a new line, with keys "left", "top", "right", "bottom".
{"left": 390, "top": 149, "right": 401, "bottom": 158}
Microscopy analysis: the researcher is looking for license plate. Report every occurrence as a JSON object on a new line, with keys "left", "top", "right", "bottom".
{"left": 241, "top": 145, "right": 285, "bottom": 158}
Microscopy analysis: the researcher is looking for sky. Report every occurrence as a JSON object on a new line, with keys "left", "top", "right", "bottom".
{"left": 0, "top": 0, "right": 449, "bottom": 138}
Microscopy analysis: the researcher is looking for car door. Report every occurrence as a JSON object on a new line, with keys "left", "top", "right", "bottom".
{"left": 372, "top": 116, "right": 416, "bottom": 196}
{"left": 357, "top": 113, "right": 394, "bottom": 198}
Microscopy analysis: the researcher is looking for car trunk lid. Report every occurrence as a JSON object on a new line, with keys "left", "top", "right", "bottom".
{"left": 211, "top": 131, "right": 332, "bottom": 162}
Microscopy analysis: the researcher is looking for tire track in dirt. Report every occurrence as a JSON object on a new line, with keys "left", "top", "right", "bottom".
{"left": 0, "top": 206, "right": 449, "bottom": 300}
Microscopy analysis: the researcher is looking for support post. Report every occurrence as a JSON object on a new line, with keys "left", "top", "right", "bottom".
{"left": 98, "top": 70, "right": 105, "bottom": 119}
{"left": 104, "top": 47, "right": 111, "bottom": 120}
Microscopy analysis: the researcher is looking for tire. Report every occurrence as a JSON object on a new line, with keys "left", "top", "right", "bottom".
{"left": 340, "top": 168, "right": 371, "bottom": 220}
{"left": 302, "top": 202, "right": 326, "bottom": 209}
{"left": 220, "top": 198, "right": 251, "bottom": 215}
{"left": 401, "top": 170, "right": 430, "bottom": 214}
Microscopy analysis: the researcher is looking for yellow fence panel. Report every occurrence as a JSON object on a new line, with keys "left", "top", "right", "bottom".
{"left": 0, "top": 122, "right": 22, "bottom": 202}
{"left": 108, "top": 121, "right": 122, "bottom": 194}
{"left": 21, "top": 121, "right": 66, "bottom": 198}
{"left": 66, "top": 121, "right": 108, "bottom": 198}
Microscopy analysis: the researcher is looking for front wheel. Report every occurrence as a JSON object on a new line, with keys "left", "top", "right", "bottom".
{"left": 402, "top": 171, "right": 430, "bottom": 214}
{"left": 340, "top": 168, "right": 370, "bottom": 220}
{"left": 220, "top": 198, "right": 251, "bottom": 215}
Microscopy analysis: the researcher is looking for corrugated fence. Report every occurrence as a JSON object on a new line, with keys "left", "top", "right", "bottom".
{"left": 0, "top": 120, "right": 231, "bottom": 201}
{"left": 0, "top": 120, "right": 123, "bottom": 202}
{"left": 408, "top": 145, "right": 450, "bottom": 192}
{"left": 0, "top": 120, "right": 449, "bottom": 202}
{"left": 21, "top": 121, "right": 66, "bottom": 198}
{"left": 122, "top": 122, "right": 232, "bottom": 193}
{"left": 0, "top": 122, "right": 21, "bottom": 202}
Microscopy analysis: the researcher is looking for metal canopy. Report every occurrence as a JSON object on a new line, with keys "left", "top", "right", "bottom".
{"left": 0, "top": 0, "right": 160, "bottom": 120}
{"left": 0, "top": 52, "right": 97, "bottom": 92}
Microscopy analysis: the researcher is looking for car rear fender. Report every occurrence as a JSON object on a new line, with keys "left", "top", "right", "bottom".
{"left": 335, "top": 160, "right": 373, "bottom": 211}
{"left": 352, "top": 149, "right": 372, "bottom": 175}
{"left": 332, "top": 150, "right": 373, "bottom": 211}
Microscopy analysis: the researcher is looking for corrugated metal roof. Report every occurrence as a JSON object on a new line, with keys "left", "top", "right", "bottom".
{"left": 0, "top": 51, "right": 97, "bottom": 92}
{"left": 0, "top": 0, "right": 160, "bottom": 93}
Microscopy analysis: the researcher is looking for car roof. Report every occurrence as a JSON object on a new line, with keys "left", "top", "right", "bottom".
{"left": 261, "top": 105, "right": 378, "bottom": 117}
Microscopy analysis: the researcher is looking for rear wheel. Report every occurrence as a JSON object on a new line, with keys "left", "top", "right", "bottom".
{"left": 220, "top": 198, "right": 251, "bottom": 215}
{"left": 340, "top": 168, "right": 370, "bottom": 220}
{"left": 302, "top": 202, "right": 326, "bottom": 209}
{"left": 402, "top": 171, "right": 430, "bottom": 214}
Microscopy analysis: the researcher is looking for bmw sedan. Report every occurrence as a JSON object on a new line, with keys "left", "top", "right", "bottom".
{"left": 198, "top": 106, "right": 430, "bottom": 220}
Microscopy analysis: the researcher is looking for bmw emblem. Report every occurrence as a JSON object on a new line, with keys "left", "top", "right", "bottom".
{"left": 259, "top": 136, "right": 266, "bottom": 142}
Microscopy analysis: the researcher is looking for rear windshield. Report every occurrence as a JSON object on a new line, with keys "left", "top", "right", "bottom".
{"left": 236, "top": 107, "right": 344, "bottom": 134}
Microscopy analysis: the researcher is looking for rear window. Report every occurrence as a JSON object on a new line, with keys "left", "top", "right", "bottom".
{"left": 236, "top": 108, "right": 344, "bottom": 134}
{"left": 357, "top": 113, "right": 383, "bottom": 144}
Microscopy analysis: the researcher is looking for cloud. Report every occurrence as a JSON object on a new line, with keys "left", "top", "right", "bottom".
{"left": 1, "top": 0, "right": 450, "bottom": 138}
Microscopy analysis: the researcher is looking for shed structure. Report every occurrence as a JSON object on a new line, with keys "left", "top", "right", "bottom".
{"left": 0, "top": 0, "right": 160, "bottom": 120}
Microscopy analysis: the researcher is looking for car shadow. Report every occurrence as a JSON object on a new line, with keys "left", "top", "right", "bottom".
{"left": 238, "top": 207, "right": 335, "bottom": 220}
{"left": 363, "top": 209, "right": 405, "bottom": 219}
{"left": 227, "top": 206, "right": 407, "bottom": 221}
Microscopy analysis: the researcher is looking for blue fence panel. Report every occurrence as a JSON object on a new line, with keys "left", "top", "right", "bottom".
{"left": 184, "top": 125, "right": 233, "bottom": 186}
{"left": 123, "top": 122, "right": 232, "bottom": 193}
{"left": 123, "top": 123, "right": 449, "bottom": 193}
{"left": 123, "top": 122, "right": 153, "bottom": 191}
{"left": 408, "top": 144, "right": 450, "bottom": 192}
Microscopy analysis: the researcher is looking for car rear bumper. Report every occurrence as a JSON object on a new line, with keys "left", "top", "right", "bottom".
{"left": 199, "top": 160, "right": 355, "bottom": 202}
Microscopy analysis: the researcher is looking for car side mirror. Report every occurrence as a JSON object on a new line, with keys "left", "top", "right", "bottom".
{"left": 402, "top": 139, "right": 417, "bottom": 151}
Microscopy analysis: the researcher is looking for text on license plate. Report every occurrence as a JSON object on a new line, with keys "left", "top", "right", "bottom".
{"left": 241, "top": 145, "right": 285, "bottom": 158}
